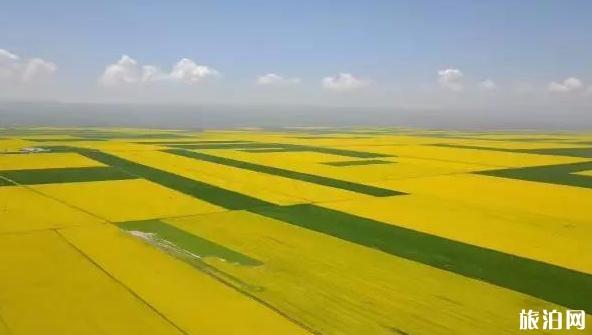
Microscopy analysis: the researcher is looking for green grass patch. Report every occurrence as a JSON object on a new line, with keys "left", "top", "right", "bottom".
{"left": 165, "top": 149, "right": 405, "bottom": 197}
{"left": 238, "top": 148, "right": 306, "bottom": 153}
{"left": 322, "top": 159, "right": 394, "bottom": 167}
{"left": 135, "top": 140, "right": 252, "bottom": 145}
{"left": 0, "top": 166, "right": 136, "bottom": 185}
{"left": 27, "top": 138, "right": 107, "bottom": 142}
{"left": 251, "top": 204, "right": 592, "bottom": 313}
{"left": 289, "top": 136, "right": 372, "bottom": 139}
{"left": 119, "top": 219, "right": 262, "bottom": 266}
{"left": 0, "top": 176, "right": 15, "bottom": 186}
{"left": 523, "top": 147, "right": 592, "bottom": 158}
{"left": 168, "top": 143, "right": 279, "bottom": 150}
{"left": 169, "top": 142, "right": 391, "bottom": 158}
{"left": 475, "top": 161, "right": 592, "bottom": 189}
{"left": 433, "top": 143, "right": 592, "bottom": 158}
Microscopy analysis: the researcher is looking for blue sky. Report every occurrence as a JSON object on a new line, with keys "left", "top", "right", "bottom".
{"left": 1, "top": 0, "right": 592, "bottom": 109}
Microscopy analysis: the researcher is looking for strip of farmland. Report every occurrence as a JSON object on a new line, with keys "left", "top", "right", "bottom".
{"left": 167, "top": 142, "right": 392, "bottom": 158}
{"left": 322, "top": 159, "right": 394, "bottom": 166}
{"left": 0, "top": 166, "right": 136, "bottom": 185}
{"left": 164, "top": 149, "right": 403, "bottom": 196}
{"left": 120, "top": 219, "right": 262, "bottom": 266}
{"left": 476, "top": 161, "right": 592, "bottom": 189}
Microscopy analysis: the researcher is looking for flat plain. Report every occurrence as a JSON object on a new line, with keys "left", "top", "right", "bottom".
{"left": 0, "top": 127, "right": 591, "bottom": 335}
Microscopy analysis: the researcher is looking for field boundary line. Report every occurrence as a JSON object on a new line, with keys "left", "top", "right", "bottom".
{"left": 55, "top": 229, "right": 191, "bottom": 335}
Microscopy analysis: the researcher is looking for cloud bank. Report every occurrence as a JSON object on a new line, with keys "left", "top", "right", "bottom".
{"left": 437, "top": 68, "right": 463, "bottom": 91}
{"left": 479, "top": 79, "right": 497, "bottom": 90}
{"left": 548, "top": 77, "right": 583, "bottom": 93}
{"left": 257, "top": 73, "right": 301, "bottom": 85}
{"left": 99, "top": 55, "right": 218, "bottom": 86}
{"left": 322, "top": 73, "right": 368, "bottom": 91}
{"left": 0, "top": 49, "right": 56, "bottom": 83}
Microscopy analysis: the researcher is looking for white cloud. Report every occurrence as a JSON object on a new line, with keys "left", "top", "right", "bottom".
{"left": 548, "top": 77, "right": 583, "bottom": 93}
{"left": 0, "top": 49, "right": 19, "bottom": 62}
{"left": 322, "top": 73, "right": 368, "bottom": 91}
{"left": 0, "top": 48, "right": 56, "bottom": 83}
{"left": 0, "top": 49, "right": 19, "bottom": 80}
{"left": 257, "top": 73, "right": 301, "bottom": 86}
{"left": 141, "top": 65, "right": 166, "bottom": 83}
{"left": 169, "top": 58, "right": 219, "bottom": 84}
{"left": 438, "top": 68, "right": 463, "bottom": 91}
{"left": 99, "top": 55, "right": 218, "bottom": 86}
{"left": 479, "top": 79, "right": 497, "bottom": 90}
{"left": 99, "top": 55, "right": 141, "bottom": 86}
{"left": 21, "top": 58, "right": 57, "bottom": 82}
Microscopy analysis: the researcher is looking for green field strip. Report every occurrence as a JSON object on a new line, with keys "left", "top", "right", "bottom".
{"left": 27, "top": 138, "right": 107, "bottom": 142}
{"left": 79, "top": 133, "right": 190, "bottom": 140}
{"left": 238, "top": 148, "right": 306, "bottom": 153}
{"left": 168, "top": 143, "right": 287, "bottom": 150}
{"left": 432, "top": 143, "right": 536, "bottom": 153}
{"left": 0, "top": 176, "right": 15, "bottom": 186}
{"left": 322, "top": 159, "right": 394, "bottom": 167}
{"left": 135, "top": 140, "right": 252, "bottom": 145}
{"left": 119, "top": 219, "right": 262, "bottom": 266}
{"left": 286, "top": 144, "right": 391, "bottom": 158}
{"left": 63, "top": 148, "right": 274, "bottom": 210}
{"left": 168, "top": 142, "right": 391, "bottom": 158}
{"left": 250, "top": 204, "right": 592, "bottom": 313}
{"left": 433, "top": 143, "right": 592, "bottom": 158}
{"left": 475, "top": 161, "right": 592, "bottom": 189}
{"left": 423, "top": 136, "right": 569, "bottom": 142}
{"left": 0, "top": 166, "right": 136, "bottom": 185}
{"left": 522, "top": 147, "right": 592, "bottom": 158}
{"left": 289, "top": 136, "right": 372, "bottom": 139}
{"left": 164, "top": 149, "right": 405, "bottom": 197}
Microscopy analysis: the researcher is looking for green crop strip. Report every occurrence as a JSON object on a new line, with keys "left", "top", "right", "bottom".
{"left": 522, "top": 147, "right": 592, "bottom": 158}
{"left": 432, "top": 143, "right": 534, "bottom": 153}
{"left": 290, "top": 144, "right": 391, "bottom": 158}
{"left": 164, "top": 149, "right": 405, "bottom": 197}
{"left": 78, "top": 132, "right": 190, "bottom": 140}
{"left": 476, "top": 161, "right": 592, "bottom": 189}
{"left": 239, "top": 148, "right": 306, "bottom": 153}
{"left": 251, "top": 204, "right": 592, "bottom": 313}
{"left": 437, "top": 141, "right": 592, "bottom": 188}
{"left": 119, "top": 219, "right": 262, "bottom": 266}
{"left": 27, "top": 138, "right": 107, "bottom": 142}
{"left": 168, "top": 143, "right": 281, "bottom": 150}
{"left": 0, "top": 176, "right": 15, "bottom": 186}
{"left": 322, "top": 160, "right": 394, "bottom": 167}
{"left": 135, "top": 140, "right": 252, "bottom": 145}
{"left": 289, "top": 136, "right": 372, "bottom": 139}
{"left": 433, "top": 143, "right": 592, "bottom": 158}
{"left": 168, "top": 142, "right": 391, "bottom": 158}
{"left": 0, "top": 166, "right": 136, "bottom": 185}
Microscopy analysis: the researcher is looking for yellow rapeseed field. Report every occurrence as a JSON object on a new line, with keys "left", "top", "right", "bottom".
{"left": 0, "top": 127, "right": 590, "bottom": 335}
{"left": 0, "top": 186, "right": 103, "bottom": 233}
{"left": 0, "top": 153, "right": 105, "bottom": 170}
{"left": 31, "top": 179, "right": 225, "bottom": 222}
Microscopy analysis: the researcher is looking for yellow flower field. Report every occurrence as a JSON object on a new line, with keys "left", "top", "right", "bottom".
{"left": 0, "top": 127, "right": 590, "bottom": 334}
